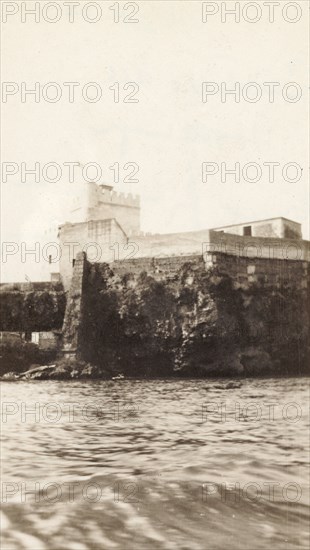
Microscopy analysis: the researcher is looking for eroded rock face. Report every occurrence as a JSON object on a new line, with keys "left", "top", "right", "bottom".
{"left": 2, "top": 261, "right": 309, "bottom": 380}
{"left": 77, "top": 262, "right": 309, "bottom": 378}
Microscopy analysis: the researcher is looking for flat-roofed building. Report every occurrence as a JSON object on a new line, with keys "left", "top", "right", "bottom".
{"left": 212, "top": 217, "right": 302, "bottom": 240}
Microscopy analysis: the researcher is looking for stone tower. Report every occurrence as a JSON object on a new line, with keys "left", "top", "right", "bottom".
{"left": 58, "top": 182, "right": 141, "bottom": 290}
{"left": 67, "top": 181, "right": 140, "bottom": 235}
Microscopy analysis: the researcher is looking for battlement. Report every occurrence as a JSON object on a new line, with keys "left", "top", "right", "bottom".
{"left": 92, "top": 185, "right": 140, "bottom": 208}
{"left": 85, "top": 183, "right": 141, "bottom": 236}
{"left": 67, "top": 182, "right": 141, "bottom": 227}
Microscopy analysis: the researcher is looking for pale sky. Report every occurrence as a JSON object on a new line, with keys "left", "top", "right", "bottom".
{"left": 1, "top": 0, "right": 309, "bottom": 281}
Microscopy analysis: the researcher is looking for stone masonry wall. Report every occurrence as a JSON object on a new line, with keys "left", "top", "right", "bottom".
{"left": 205, "top": 252, "right": 309, "bottom": 290}
{"left": 112, "top": 252, "right": 309, "bottom": 289}
{"left": 62, "top": 252, "right": 88, "bottom": 358}
{"left": 112, "top": 255, "right": 205, "bottom": 280}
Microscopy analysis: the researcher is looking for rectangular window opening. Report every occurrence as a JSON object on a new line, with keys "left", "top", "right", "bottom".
{"left": 243, "top": 226, "right": 252, "bottom": 236}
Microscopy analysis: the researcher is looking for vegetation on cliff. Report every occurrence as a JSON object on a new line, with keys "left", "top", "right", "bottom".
{"left": 2, "top": 261, "right": 308, "bottom": 380}
{"left": 0, "top": 286, "right": 66, "bottom": 332}
{"left": 77, "top": 262, "right": 309, "bottom": 378}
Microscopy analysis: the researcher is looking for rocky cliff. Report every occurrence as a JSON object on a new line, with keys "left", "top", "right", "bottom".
{"left": 75, "top": 260, "right": 309, "bottom": 378}
{"left": 3, "top": 257, "right": 309, "bottom": 380}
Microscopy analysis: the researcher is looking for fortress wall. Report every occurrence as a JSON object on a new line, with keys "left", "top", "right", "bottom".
{"left": 58, "top": 219, "right": 310, "bottom": 291}
{"left": 56, "top": 250, "right": 309, "bottom": 362}
{"left": 59, "top": 222, "right": 88, "bottom": 291}
{"left": 112, "top": 250, "right": 308, "bottom": 289}
{"left": 130, "top": 229, "right": 310, "bottom": 262}
{"left": 62, "top": 252, "right": 88, "bottom": 357}
{"left": 205, "top": 252, "right": 309, "bottom": 290}
{"left": 2, "top": 250, "right": 306, "bottom": 341}
{"left": 112, "top": 254, "right": 205, "bottom": 280}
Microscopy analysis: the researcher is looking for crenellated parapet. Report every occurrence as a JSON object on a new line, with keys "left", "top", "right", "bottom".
{"left": 90, "top": 184, "right": 140, "bottom": 208}
{"left": 109, "top": 190, "right": 140, "bottom": 207}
